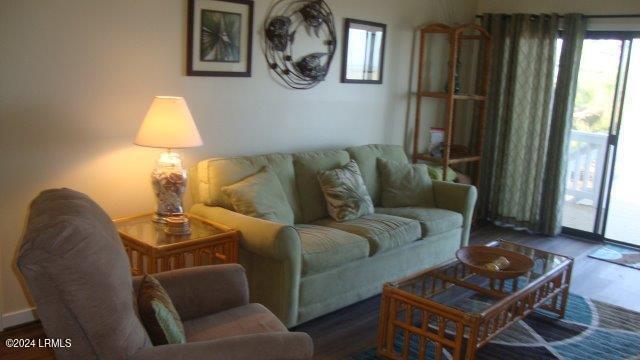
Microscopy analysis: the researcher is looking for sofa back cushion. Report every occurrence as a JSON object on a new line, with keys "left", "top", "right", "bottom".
{"left": 346, "top": 144, "right": 409, "bottom": 205}
{"left": 294, "top": 149, "right": 350, "bottom": 223}
{"left": 378, "top": 158, "right": 435, "bottom": 207}
{"left": 17, "top": 189, "right": 151, "bottom": 360}
{"left": 192, "top": 153, "right": 301, "bottom": 222}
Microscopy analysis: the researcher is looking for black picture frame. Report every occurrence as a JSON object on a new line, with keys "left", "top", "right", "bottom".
{"left": 341, "top": 18, "right": 386, "bottom": 84}
{"left": 187, "top": 0, "right": 254, "bottom": 77}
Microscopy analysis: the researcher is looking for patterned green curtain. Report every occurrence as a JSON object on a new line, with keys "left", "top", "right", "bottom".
{"left": 540, "top": 14, "right": 585, "bottom": 234}
{"left": 477, "top": 14, "right": 585, "bottom": 235}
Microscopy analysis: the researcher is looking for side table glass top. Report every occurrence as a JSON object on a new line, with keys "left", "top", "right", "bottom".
{"left": 114, "top": 214, "right": 225, "bottom": 248}
{"left": 392, "top": 240, "right": 573, "bottom": 314}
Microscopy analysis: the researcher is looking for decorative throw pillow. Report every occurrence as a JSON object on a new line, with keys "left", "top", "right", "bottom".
{"left": 317, "top": 160, "right": 374, "bottom": 222}
{"left": 427, "top": 164, "right": 457, "bottom": 182}
{"left": 221, "top": 166, "right": 295, "bottom": 225}
{"left": 378, "top": 158, "right": 435, "bottom": 208}
{"left": 137, "top": 275, "right": 186, "bottom": 345}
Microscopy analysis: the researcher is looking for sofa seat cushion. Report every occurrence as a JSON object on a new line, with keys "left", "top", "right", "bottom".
{"left": 183, "top": 303, "right": 286, "bottom": 343}
{"left": 296, "top": 225, "right": 370, "bottom": 275}
{"left": 376, "top": 207, "right": 463, "bottom": 237}
{"left": 314, "top": 214, "right": 421, "bottom": 255}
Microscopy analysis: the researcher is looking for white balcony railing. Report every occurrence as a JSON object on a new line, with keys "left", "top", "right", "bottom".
{"left": 565, "top": 130, "right": 608, "bottom": 205}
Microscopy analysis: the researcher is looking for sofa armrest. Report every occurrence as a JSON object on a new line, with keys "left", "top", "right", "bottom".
{"left": 190, "top": 204, "right": 301, "bottom": 261}
{"left": 432, "top": 181, "right": 477, "bottom": 214}
{"left": 129, "top": 332, "right": 313, "bottom": 360}
{"left": 190, "top": 204, "right": 303, "bottom": 326}
{"left": 432, "top": 181, "right": 477, "bottom": 247}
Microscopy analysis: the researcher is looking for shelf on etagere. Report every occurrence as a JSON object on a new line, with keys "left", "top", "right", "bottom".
{"left": 419, "top": 91, "right": 487, "bottom": 101}
{"left": 411, "top": 22, "right": 491, "bottom": 188}
{"left": 417, "top": 154, "right": 482, "bottom": 165}
{"left": 459, "top": 35, "right": 483, "bottom": 40}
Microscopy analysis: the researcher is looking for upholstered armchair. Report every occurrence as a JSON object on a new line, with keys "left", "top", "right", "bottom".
{"left": 17, "top": 189, "right": 313, "bottom": 360}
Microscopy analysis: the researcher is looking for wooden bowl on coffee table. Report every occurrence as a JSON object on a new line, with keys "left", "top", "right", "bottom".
{"left": 455, "top": 246, "right": 534, "bottom": 279}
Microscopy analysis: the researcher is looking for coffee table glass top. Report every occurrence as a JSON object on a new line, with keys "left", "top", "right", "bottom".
{"left": 114, "top": 214, "right": 225, "bottom": 248}
{"left": 392, "top": 240, "right": 572, "bottom": 314}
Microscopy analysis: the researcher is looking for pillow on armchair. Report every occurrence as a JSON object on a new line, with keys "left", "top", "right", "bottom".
{"left": 378, "top": 158, "right": 435, "bottom": 208}
{"left": 221, "top": 166, "right": 295, "bottom": 225}
{"left": 137, "top": 274, "right": 186, "bottom": 345}
{"left": 317, "top": 160, "right": 374, "bottom": 221}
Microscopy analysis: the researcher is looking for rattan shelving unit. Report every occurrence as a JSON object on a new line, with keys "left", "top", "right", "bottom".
{"left": 411, "top": 23, "right": 491, "bottom": 186}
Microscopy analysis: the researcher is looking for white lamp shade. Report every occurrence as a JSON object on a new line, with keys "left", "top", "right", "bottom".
{"left": 134, "top": 96, "right": 203, "bottom": 148}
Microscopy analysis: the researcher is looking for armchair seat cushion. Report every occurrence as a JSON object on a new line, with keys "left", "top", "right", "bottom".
{"left": 376, "top": 207, "right": 463, "bottom": 237}
{"left": 296, "top": 225, "right": 370, "bottom": 275}
{"left": 314, "top": 214, "right": 421, "bottom": 255}
{"left": 184, "top": 303, "right": 287, "bottom": 343}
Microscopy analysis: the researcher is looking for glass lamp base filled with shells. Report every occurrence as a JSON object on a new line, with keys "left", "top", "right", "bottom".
{"left": 151, "top": 151, "right": 188, "bottom": 223}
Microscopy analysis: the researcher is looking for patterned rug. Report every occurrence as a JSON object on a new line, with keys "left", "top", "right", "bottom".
{"left": 589, "top": 243, "right": 640, "bottom": 270}
{"left": 351, "top": 293, "right": 640, "bottom": 359}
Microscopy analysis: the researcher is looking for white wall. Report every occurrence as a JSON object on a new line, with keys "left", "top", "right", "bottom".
{"left": 0, "top": 0, "right": 477, "bottom": 324}
{"left": 478, "top": 0, "right": 640, "bottom": 15}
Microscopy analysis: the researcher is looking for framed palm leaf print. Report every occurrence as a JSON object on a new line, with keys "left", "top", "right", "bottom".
{"left": 187, "top": 0, "right": 253, "bottom": 77}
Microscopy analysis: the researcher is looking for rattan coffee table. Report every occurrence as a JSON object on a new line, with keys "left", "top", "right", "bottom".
{"left": 377, "top": 240, "right": 573, "bottom": 360}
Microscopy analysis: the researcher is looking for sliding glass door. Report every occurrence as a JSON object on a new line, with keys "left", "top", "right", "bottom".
{"left": 603, "top": 38, "right": 640, "bottom": 246}
{"left": 562, "top": 33, "right": 640, "bottom": 247}
{"left": 562, "top": 39, "right": 621, "bottom": 233}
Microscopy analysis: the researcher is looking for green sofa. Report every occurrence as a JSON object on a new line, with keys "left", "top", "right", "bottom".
{"left": 189, "top": 144, "right": 476, "bottom": 327}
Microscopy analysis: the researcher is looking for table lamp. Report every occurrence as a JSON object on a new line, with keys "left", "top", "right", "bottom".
{"left": 134, "top": 96, "right": 203, "bottom": 223}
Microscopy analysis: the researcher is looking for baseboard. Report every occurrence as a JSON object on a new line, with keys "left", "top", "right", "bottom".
{"left": 2, "top": 308, "right": 38, "bottom": 329}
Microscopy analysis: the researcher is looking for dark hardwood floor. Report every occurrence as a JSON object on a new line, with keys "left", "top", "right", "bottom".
{"left": 2, "top": 225, "right": 638, "bottom": 360}
{"left": 0, "top": 322, "right": 53, "bottom": 360}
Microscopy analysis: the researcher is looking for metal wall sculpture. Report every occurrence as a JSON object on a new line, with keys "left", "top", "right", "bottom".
{"left": 264, "top": 0, "right": 336, "bottom": 89}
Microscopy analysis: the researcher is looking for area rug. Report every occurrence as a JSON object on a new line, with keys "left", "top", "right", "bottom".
{"left": 589, "top": 243, "right": 640, "bottom": 270}
{"left": 350, "top": 293, "right": 640, "bottom": 360}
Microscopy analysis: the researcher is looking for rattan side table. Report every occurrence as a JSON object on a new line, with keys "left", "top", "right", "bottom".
{"left": 114, "top": 213, "right": 239, "bottom": 275}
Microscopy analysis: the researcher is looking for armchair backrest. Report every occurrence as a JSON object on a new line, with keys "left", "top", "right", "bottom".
{"left": 18, "top": 188, "right": 151, "bottom": 360}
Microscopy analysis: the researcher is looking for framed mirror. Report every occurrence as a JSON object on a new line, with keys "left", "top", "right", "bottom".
{"left": 341, "top": 18, "right": 386, "bottom": 84}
